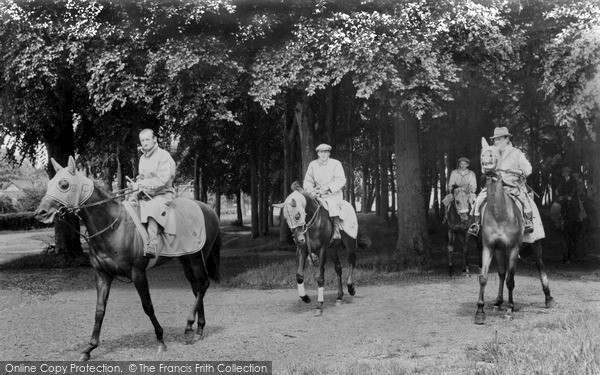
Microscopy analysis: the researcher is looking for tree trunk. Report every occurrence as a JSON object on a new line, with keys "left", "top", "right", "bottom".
{"left": 295, "top": 96, "right": 316, "bottom": 177}
{"left": 215, "top": 188, "right": 221, "bottom": 218}
{"left": 379, "top": 124, "right": 390, "bottom": 221}
{"left": 236, "top": 190, "right": 243, "bottom": 226}
{"left": 395, "top": 110, "right": 429, "bottom": 265}
{"left": 250, "top": 142, "right": 259, "bottom": 238}
{"left": 194, "top": 155, "right": 200, "bottom": 201}
{"left": 389, "top": 152, "right": 396, "bottom": 221}
{"left": 361, "top": 166, "right": 369, "bottom": 213}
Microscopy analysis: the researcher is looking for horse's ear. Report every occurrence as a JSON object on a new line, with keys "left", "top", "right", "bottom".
{"left": 291, "top": 181, "right": 302, "bottom": 191}
{"left": 50, "top": 158, "right": 63, "bottom": 172}
{"left": 290, "top": 198, "right": 297, "bottom": 208}
{"left": 481, "top": 137, "right": 489, "bottom": 149}
{"left": 67, "top": 156, "right": 76, "bottom": 175}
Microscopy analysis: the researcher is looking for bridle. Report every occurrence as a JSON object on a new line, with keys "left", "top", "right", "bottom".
{"left": 54, "top": 188, "right": 133, "bottom": 241}
{"left": 285, "top": 198, "right": 322, "bottom": 235}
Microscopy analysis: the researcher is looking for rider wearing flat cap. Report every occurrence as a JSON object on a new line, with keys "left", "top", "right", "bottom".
{"left": 469, "top": 127, "right": 534, "bottom": 236}
{"left": 129, "top": 128, "right": 176, "bottom": 258}
{"left": 442, "top": 156, "right": 477, "bottom": 224}
{"left": 303, "top": 143, "right": 346, "bottom": 240}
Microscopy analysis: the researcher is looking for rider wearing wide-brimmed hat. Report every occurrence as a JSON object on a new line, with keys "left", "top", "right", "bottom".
{"left": 468, "top": 127, "right": 534, "bottom": 236}
{"left": 303, "top": 143, "right": 346, "bottom": 240}
{"left": 442, "top": 156, "right": 477, "bottom": 224}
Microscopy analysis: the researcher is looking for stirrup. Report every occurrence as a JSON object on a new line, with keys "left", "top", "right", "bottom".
{"left": 523, "top": 219, "right": 534, "bottom": 234}
{"left": 468, "top": 223, "right": 480, "bottom": 236}
{"left": 144, "top": 242, "right": 157, "bottom": 259}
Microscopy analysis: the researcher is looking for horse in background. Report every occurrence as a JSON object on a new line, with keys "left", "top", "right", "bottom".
{"left": 446, "top": 186, "right": 473, "bottom": 277}
{"left": 475, "top": 139, "right": 554, "bottom": 325}
{"left": 551, "top": 196, "right": 584, "bottom": 262}
{"left": 34, "top": 156, "right": 221, "bottom": 360}
{"left": 276, "top": 182, "right": 360, "bottom": 316}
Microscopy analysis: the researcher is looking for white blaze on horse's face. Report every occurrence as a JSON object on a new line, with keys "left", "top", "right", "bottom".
{"left": 480, "top": 137, "right": 498, "bottom": 174}
{"left": 453, "top": 187, "right": 471, "bottom": 221}
{"left": 283, "top": 191, "right": 307, "bottom": 229}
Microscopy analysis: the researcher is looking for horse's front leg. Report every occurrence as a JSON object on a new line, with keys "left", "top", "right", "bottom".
{"left": 505, "top": 246, "right": 520, "bottom": 319}
{"left": 131, "top": 267, "right": 166, "bottom": 353}
{"left": 296, "top": 246, "right": 310, "bottom": 304}
{"left": 461, "top": 233, "right": 470, "bottom": 276}
{"left": 447, "top": 230, "right": 455, "bottom": 276}
{"left": 475, "top": 245, "right": 493, "bottom": 325}
{"left": 494, "top": 248, "right": 506, "bottom": 310}
{"left": 80, "top": 271, "right": 113, "bottom": 361}
{"left": 314, "top": 246, "right": 327, "bottom": 317}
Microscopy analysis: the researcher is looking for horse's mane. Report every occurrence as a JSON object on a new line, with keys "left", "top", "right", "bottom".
{"left": 291, "top": 181, "right": 319, "bottom": 213}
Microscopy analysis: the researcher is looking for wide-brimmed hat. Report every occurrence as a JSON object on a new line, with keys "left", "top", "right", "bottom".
{"left": 490, "top": 127, "right": 512, "bottom": 139}
{"left": 315, "top": 143, "right": 332, "bottom": 152}
{"left": 458, "top": 157, "right": 470, "bottom": 164}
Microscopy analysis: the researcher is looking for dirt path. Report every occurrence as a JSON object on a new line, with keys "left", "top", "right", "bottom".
{"left": 1, "top": 261, "right": 600, "bottom": 374}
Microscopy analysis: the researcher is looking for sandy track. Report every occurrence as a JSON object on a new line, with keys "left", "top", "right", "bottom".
{"left": 2, "top": 261, "right": 599, "bottom": 374}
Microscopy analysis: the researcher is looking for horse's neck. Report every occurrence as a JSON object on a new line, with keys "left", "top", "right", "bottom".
{"left": 487, "top": 177, "right": 512, "bottom": 219}
{"left": 78, "top": 186, "right": 122, "bottom": 235}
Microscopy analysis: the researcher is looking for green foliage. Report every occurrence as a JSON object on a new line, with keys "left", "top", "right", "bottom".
{"left": 15, "top": 187, "right": 46, "bottom": 212}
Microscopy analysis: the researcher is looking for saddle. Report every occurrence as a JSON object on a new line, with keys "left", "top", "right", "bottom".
{"left": 317, "top": 199, "right": 358, "bottom": 239}
{"left": 123, "top": 197, "right": 207, "bottom": 257}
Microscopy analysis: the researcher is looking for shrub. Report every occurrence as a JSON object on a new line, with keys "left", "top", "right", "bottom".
{"left": 0, "top": 212, "right": 52, "bottom": 231}
{"left": 0, "top": 195, "right": 17, "bottom": 213}
{"left": 16, "top": 187, "right": 46, "bottom": 212}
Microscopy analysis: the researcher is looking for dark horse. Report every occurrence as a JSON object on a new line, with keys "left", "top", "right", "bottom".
{"left": 277, "top": 182, "right": 358, "bottom": 316}
{"left": 552, "top": 197, "right": 583, "bottom": 262}
{"left": 446, "top": 186, "right": 472, "bottom": 277}
{"left": 475, "top": 140, "right": 554, "bottom": 325}
{"left": 34, "top": 156, "right": 221, "bottom": 360}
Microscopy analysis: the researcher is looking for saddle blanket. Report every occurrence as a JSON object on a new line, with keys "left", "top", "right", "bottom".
{"left": 481, "top": 197, "right": 545, "bottom": 244}
{"left": 318, "top": 199, "right": 358, "bottom": 239}
{"left": 123, "top": 197, "right": 207, "bottom": 257}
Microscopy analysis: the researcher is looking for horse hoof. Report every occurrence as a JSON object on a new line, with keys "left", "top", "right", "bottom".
{"left": 335, "top": 299, "right": 343, "bottom": 306}
{"left": 184, "top": 330, "right": 194, "bottom": 345}
{"left": 503, "top": 314, "right": 513, "bottom": 321}
{"left": 79, "top": 353, "right": 90, "bottom": 362}
{"left": 300, "top": 295, "right": 311, "bottom": 304}
{"left": 157, "top": 344, "right": 167, "bottom": 353}
{"left": 546, "top": 297, "right": 556, "bottom": 309}
{"left": 475, "top": 313, "right": 485, "bottom": 325}
{"left": 347, "top": 284, "right": 355, "bottom": 296}
{"left": 195, "top": 333, "right": 203, "bottom": 341}
{"left": 314, "top": 308, "right": 323, "bottom": 317}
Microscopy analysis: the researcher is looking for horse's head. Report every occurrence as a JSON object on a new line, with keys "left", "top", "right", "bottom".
{"left": 453, "top": 186, "right": 471, "bottom": 222}
{"left": 480, "top": 137, "right": 500, "bottom": 176}
{"left": 34, "top": 156, "right": 94, "bottom": 224}
{"left": 277, "top": 189, "right": 308, "bottom": 245}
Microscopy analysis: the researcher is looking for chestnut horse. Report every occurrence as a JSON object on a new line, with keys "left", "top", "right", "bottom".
{"left": 34, "top": 156, "right": 221, "bottom": 360}
{"left": 475, "top": 140, "right": 554, "bottom": 325}
{"left": 446, "top": 186, "right": 472, "bottom": 277}
{"left": 277, "top": 182, "right": 358, "bottom": 316}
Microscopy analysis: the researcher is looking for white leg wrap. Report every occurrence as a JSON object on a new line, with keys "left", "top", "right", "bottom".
{"left": 297, "top": 283, "right": 306, "bottom": 297}
{"left": 318, "top": 287, "right": 324, "bottom": 303}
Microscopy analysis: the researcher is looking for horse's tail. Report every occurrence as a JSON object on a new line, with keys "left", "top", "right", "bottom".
{"left": 356, "top": 229, "right": 371, "bottom": 251}
{"left": 206, "top": 231, "right": 221, "bottom": 283}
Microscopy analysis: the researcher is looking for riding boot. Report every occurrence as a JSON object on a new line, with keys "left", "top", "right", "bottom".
{"left": 144, "top": 217, "right": 159, "bottom": 258}
{"left": 332, "top": 216, "right": 341, "bottom": 240}
{"left": 523, "top": 211, "right": 534, "bottom": 234}
{"left": 468, "top": 215, "right": 481, "bottom": 236}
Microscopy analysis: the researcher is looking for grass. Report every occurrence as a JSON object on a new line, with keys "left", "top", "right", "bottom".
{"left": 469, "top": 310, "right": 600, "bottom": 375}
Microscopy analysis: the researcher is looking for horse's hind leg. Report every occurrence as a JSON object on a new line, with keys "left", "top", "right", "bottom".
{"left": 330, "top": 244, "right": 344, "bottom": 305}
{"left": 345, "top": 236, "right": 357, "bottom": 296}
{"left": 531, "top": 241, "right": 555, "bottom": 308}
{"left": 131, "top": 267, "right": 166, "bottom": 353}
{"left": 179, "top": 256, "right": 210, "bottom": 343}
{"left": 80, "top": 271, "right": 113, "bottom": 361}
